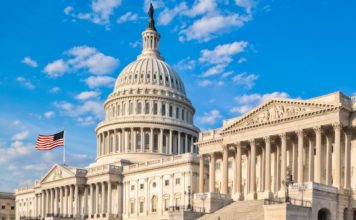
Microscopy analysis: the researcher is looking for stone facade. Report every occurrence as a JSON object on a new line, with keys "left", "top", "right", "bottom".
{"left": 0, "top": 192, "right": 15, "bottom": 220}
{"left": 15, "top": 4, "right": 203, "bottom": 220}
{"left": 196, "top": 92, "right": 356, "bottom": 219}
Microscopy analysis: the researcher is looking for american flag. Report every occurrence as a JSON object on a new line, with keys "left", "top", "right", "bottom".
{"left": 35, "top": 131, "right": 64, "bottom": 150}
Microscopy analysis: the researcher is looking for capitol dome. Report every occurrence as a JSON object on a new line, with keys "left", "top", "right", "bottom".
{"left": 95, "top": 7, "right": 200, "bottom": 165}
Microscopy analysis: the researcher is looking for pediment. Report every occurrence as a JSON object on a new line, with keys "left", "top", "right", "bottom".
{"left": 40, "top": 164, "right": 75, "bottom": 184}
{"left": 222, "top": 99, "right": 337, "bottom": 133}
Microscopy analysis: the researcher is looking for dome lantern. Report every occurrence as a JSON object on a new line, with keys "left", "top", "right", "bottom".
{"left": 138, "top": 3, "right": 163, "bottom": 60}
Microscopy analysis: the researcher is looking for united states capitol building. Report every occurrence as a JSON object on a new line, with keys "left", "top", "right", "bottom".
{"left": 15, "top": 4, "right": 356, "bottom": 220}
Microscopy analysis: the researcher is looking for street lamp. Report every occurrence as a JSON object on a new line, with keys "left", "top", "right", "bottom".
{"left": 184, "top": 186, "right": 192, "bottom": 210}
{"left": 285, "top": 174, "right": 293, "bottom": 203}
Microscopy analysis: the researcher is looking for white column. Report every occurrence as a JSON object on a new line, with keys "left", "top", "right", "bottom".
{"left": 107, "top": 182, "right": 112, "bottom": 216}
{"left": 169, "top": 130, "right": 173, "bottom": 154}
{"left": 141, "top": 128, "right": 144, "bottom": 152}
{"left": 209, "top": 153, "right": 216, "bottom": 193}
{"left": 264, "top": 136, "right": 272, "bottom": 198}
{"left": 69, "top": 186, "right": 73, "bottom": 217}
{"left": 159, "top": 128, "right": 163, "bottom": 153}
{"left": 314, "top": 126, "right": 322, "bottom": 183}
{"left": 41, "top": 191, "right": 45, "bottom": 218}
{"left": 114, "top": 129, "right": 118, "bottom": 152}
{"left": 96, "top": 183, "right": 99, "bottom": 217}
{"left": 247, "top": 139, "right": 256, "bottom": 200}
{"left": 326, "top": 133, "right": 332, "bottom": 185}
{"left": 177, "top": 132, "right": 181, "bottom": 154}
{"left": 308, "top": 136, "right": 314, "bottom": 182}
{"left": 101, "top": 182, "right": 106, "bottom": 215}
{"left": 89, "top": 184, "right": 93, "bottom": 217}
{"left": 75, "top": 185, "right": 79, "bottom": 218}
{"left": 297, "top": 130, "right": 304, "bottom": 183}
{"left": 235, "top": 143, "right": 242, "bottom": 199}
{"left": 64, "top": 186, "right": 68, "bottom": 217}
{"left": 333, "top": 123, "right": 342, "bottom": 189}
{"left": 345, "top": 128, "right": 351, "bottom": 189}
{"left": 221, "top": 145, "right": 229, "bottom": 195}
{"left": 280, "top": 133, "right": 287, "bottom": 192}
{"left": 118, "top": 183, "right": 123, "bottom": 219}
{"left": 84, "top": 186, "right": 88, "bottom": 217}
{"left": 199, "top": 155, "right": 204, "bottom": 193}
{"left": 59, "top": 187, "right": 63, "bottom": 216}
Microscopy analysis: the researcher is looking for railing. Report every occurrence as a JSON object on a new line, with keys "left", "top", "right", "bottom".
{"left": 87, "top": 164, "right": 121, "bottom": 175}
{"left": 264, "top": 198, "right": 312, "bottom": 208}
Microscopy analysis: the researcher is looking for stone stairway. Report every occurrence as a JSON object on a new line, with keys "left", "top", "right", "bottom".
{"left": 197, "top": 200, "right": 265, "bottom": 220}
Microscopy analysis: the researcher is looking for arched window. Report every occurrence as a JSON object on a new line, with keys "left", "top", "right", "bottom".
{"left": 145, "top": 102, "right": 150, "bottom": 114}
{"left": 136, "top": 131, "right": 141, "bottom": 150}
{"left": 137, "top": 102, "right": 142, "bottom": 114}
{"left": 151, "top": 196, "right": 158, "bottom": 213}
{"left": 112, "top": 106, "right": 115, "bottom": 118}
{"left": 153, "top": 133, "right": 158, "bottom": 152}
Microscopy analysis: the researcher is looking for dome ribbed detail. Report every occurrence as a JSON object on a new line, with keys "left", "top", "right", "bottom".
{"left": 114, "top": 58, "right": 186, "bottom": 95}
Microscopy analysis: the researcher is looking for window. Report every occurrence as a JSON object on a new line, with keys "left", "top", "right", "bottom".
{"left": 145, "top": 132, "right": 150, "bottom": 150}
{"left": 175, "top": 178, "right": 180, "bottom": 185}
{"left": 216, "top": 162, "right": 221, "bottom": 170}
{"left": 140, "top": 184, "right": 144, "bottom": 190}
{"left": 176, "top": 107, "right": 179, "bottom": 119}
{"left": 117, "top": 105, "right": 120, "bottom": 116}
{"left": 169, "top": 105, "right": 173, "bottom": 117}
{"left": 1, "top": 205, "right": 5, "bottom": 209}
{"left": 137, "top": 102, "right": 142, "bottom": 114}
{"left": 153, "top": 102, "right": 158, "bottom": 115}
{"left": 153, "top": 182, "right": 157, "bottom": 188}
{"left": 129, "top": 102, "right": 134, "bottom": 114}
{"left": 164, "top": 198, "right": 169, "bottom": 211}
{"left": 181, "top": 109, "right": 184, "bottom": 120}
{"left": 151, "top": 196, "right": 158, "bottom": 212}
{"left": 11, "top": 206, "right": 14, "bottom": 210}
{"left": 130, "top": 202, "right": 135, "bottom": 214}
{"left": 140, "top": 201, "right": 144, "bottom": 213}
{"left": 145, "top": 102, "right": 150, "bottom": 114}
{"left": 165, "top": 180, "right": 169, "bottom": 186}
{"left": 161, "top": 103, "right": 166, "bottom": 116}
{"left": 175, "top": 197, "right": 181, "bottom": 207}
{"left": 131, "top": 185, "right": 135, "bottom": 190}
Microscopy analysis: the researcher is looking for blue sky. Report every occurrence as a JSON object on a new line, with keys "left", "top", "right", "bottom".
{"left": 0, "top": 0, "right": 355, "bottom": 191}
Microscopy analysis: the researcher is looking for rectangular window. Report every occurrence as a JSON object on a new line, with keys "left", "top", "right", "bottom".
{"left": 164, "top": 198, "right": 169, "bottom": 211}
{"left": 181, "top": 109, "right": 184, "bottom": 120}
{"left": 153, "top": 102, "right": 158, "bottom": 115}
{"left": 169, "top": 105, "right": 173, "bottom": 117}
{"left": 11, "top": 206, "right": 14, "bottom": 210}
{"left": 176, "top": 107, "right": 179, "bottom": 119}
{"left": 175, "top": 178, "right": 180, "bottom": 185}
{"left": 130, "top": 202, "right": 135, "bottom": 214}
{"left": 131, "top": 185, "right": 135, "bottom": 190}
{"left": 1, "top": 206, "right": 5, "bottom": 210}
{"left": 162, "top": 103, "right": 166, "bottom": 116}
{"left": 140, "top": 184, "right": 144, "bottom": 190}
{"left": 140, "top": 201, "right": 144, "bottom": 213}
{"left": 165, "top": 180, "right": 169, "bottom": 186}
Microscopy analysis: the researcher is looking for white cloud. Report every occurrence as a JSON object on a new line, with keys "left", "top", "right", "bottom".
{"left": 230, "top": 92, "right": 289, "bottom": 114}
{"left": 54, "top": 100, "right": 104, "bottom": 120}
{"left": 0, "top": 141, "right": 33, "bottom": 164}
{"left": 201, "top": 64, "right": 226, "bottom": 77}
{"left": 44, "top": 111, "right": 55, "bottom": 119}
{"left": 85, "top": 76, "right": 115, "bottom": 88}
{"left": 197, "top": 79, "right": 212, "bottom": 87}
{"left": 44, "top": 46, "right": 119, "bottom": 77}
{"left": 232, "top": 72, "right": 258, "bottom": 89}
{"left": 16, "top": 77, "right": 35, "bottom": 89}
{"left": 117, "top": 11, "right": 138, "bottom": 24}
{"left": 174, "top": 57, "right": 196, "bottom": 72}
{"left": 50, "top": 87, "right": 60, "bottom": 93}
{"left": 53, "top": 101, "right": 74, "bottom": 111}
{"left": 66, "top": 0, "right": 122, "bottom": 26}
{"left": 129, "top": 41, "right": 141, "bottom": 48}
{"left": 158, "top": 2, "right": 187, "bottom": 25}
{"left": 21, "top": 57, "right": 38, "bottom": 68}
{"left": 235, "top": 0, "right": 255, "bottom": 13}
{"left": 184, "top": 0, "right": 217, "bottom": 17}
{"left": 199, "top": 41, "right": 249, "bottom": 65}
{"left": 197, "top": 110, "right": 223, "bottom": 125}
{"left": 180, "top": 14, "right": 250, "bottom": 42}
{"left": 43, "top": 59, "right": 69, "bottom": 77}
{"left": 76, "top": 91, "right": 101, "bottom": 100}
{"left": 221, "top": 71, "right": 234, "bottom": 79}
{"left": 199, "top": 41, "right": 248, "bottom": 77}
{"left": 238, "top": 57, "right": 247, "bottom": 64}
{"left": 12, "top": 131, "right": 30, "bottom": 141}
{"left": 77, "top": 116, "right": 97, "bottom": 126}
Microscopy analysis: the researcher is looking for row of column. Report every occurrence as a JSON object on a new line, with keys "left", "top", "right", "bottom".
{"left": 97, "top": 128, "right": 197, "bottom": 156}
{"left": 34, "top": 182, "right": 122, "bottom": 219}
{"left": 199, "top": 123, "right": 352, "bottom": 199}
{"left": 35, "top": 185, "right": 79, "bottom": 218}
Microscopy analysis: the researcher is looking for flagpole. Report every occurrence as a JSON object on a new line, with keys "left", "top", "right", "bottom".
{"left": 63, "top": 130, "right": 66, "bottom": 165}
